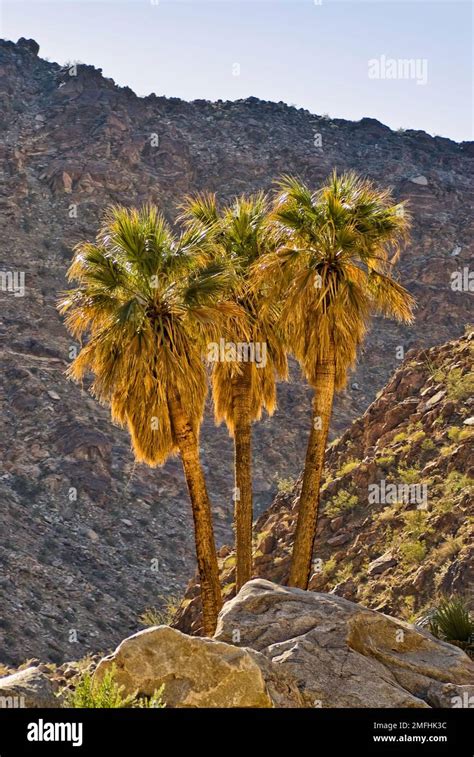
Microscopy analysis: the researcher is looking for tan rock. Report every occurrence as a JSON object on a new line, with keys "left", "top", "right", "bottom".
{"left": 0, "top": 667, "right": 59, "bottom": 708}
{"left": 367, "top": 551, "right": 398, "bottom": 576}
{"left": 62, "top": 171, "right": 72, "bottom": 193}
{"left": 94, "top": 625, "right": 303, "bottom": 708}
{"left": 427, "top": 682, "right": 474, "bottom": 708}
{"left": 215, "top": 580, "right": 474, "bottom": 708}
{"left": 425, "top": 389, "right": 446, "bottom": 408}
{"left": 347, "top": 611, "right": 473, "bottom": 690}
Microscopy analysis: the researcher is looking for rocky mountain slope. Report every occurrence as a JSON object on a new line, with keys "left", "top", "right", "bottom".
{"left": 176, "top": 332, "right": 474, "bottom": 633}
{"left": 0, "top": 37, "right": 473, "bottom": 665}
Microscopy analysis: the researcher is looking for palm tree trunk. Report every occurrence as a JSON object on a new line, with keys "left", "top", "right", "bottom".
{"left": 232, "top": 364, "right": 253, "bottom": 591}
{"left": 168, "top": 393, "right": 222, "bottom": 636}
{"left": 289, "top": 347, "right": 335, "bottom": 589}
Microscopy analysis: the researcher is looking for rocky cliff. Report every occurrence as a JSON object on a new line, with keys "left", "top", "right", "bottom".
{"left": 0, "top": 37, "right": 473, "bottom": 665}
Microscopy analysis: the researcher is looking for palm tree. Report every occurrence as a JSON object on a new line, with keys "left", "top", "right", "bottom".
{"left": 179, "top": 193, "right": 287, "bottom": 590}
{"left": 257, "top": 172, "right": 415, "bottom": 589}
{"left": 58, "top": 205, "right": 240, "bottom": 634}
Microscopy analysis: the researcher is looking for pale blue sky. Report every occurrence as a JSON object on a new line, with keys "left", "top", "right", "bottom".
{"left": 1, "top": 0, "right": 472, "bottom": 141}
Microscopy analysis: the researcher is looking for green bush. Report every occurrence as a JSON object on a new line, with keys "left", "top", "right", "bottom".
{"left": 325, "top": 490, "right": 358, "bottom": 518}
{"left": 447, "top": 426, "right": 472, "bottom": 443}
{"left": 63, "top": 666, "right": 165, "bottom": 708}
{"left": 376, "top": 454, "right": 395, "bottom": 467}
{"left": 448, "top": 427, "right": 461, "bottom": 442}
{"left": 424, "top": 356, "right": 446, "bottom": 383}
{"left": 397, "top": 465, "right": 421, "bottom": 485}
{"left": 139, "top": 594, "right": 181, "bottom": 627}
{"left": 337, "top": 459, "right": 359, "bottom": 477}
{"left": 443, "top": 471, "right": 473, "bottom": 496}
{"left": 446, "top": 369, "right": 474, "bottom": 401}
{"left": 323, "top": 556, "right": 337, "bottom": 576}
{"left": 429, "top": 596, "right": 474, "bottom": 652}
{"left": 276, "top": 476, "right": 296, "bottom": 494}
{"left": 403, "top": 510, "right": 433, "bottom": 539}
{"left": 399, "top": 539, "right": 426, "bottom": 565}
{"left": 334, "top": 562, "right": 353, "bottom": 583}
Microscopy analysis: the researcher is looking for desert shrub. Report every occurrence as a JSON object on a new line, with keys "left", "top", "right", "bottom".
{"left": 334, "top": 562, "right": 353, "bottom": 583}
{"left": 139, "top": 607, "right": 162, "bottom": 627}
{"left": 401, "top": 595, "right": 417, "bottom": 623}
{"left": 432, "top": 535, "right": 463, "bottom": 562}
{"left": 433, "top": 369, "right": 447, "bottom": 383}
{"left": 63, "top": 666, "right": 164, "bottom": 708}
{"left": 323, "top": 556, "right": 337, "bottom": 576}
{"left": 276, "top": 476, "right": 296, "bottom": 494}
{"left": 383, "top": 525, "right": 395, "bottom": 548}
{"left": 134, "top": 689, "right": 165, "bottom": 708}
{"left": 447, "top": 426, "right": 472, "bottom": 443}
{"left": 393, "top": 431, "right": 408, "bottom": 444}
{"left": 397, "top": 465, "right": 421, "bottom": 485}
{"left": 399, "top": 539, "right": 426, "bottom": 565}
{"left": 443, "top": 471, "right": 473, "bottom": 497}
{"left": 421, "top": 438, "right": 436, "bottom": 451}
{"left": 376, "top": 454, "right": 395, "bottom": 467}
{"left": 139, "top": 594, "right": 181, "bottom": 627}
{"left": 429, "top": 596, "right": 474, "bottom": 652}
{"left": 446, "top": 368, "right": 474, "bottom": 401}
{"left": 337, "top": 459, "right": 359, "bottom": 477}
{"left": 440, "top": 443, "right": 456, "bottom": 457}
{"left": 403, "top": 510, "right": 433, "bottom": 539}
{"left": 448, "top": 427, "right": 461, "bottom": 442}
{"left": 325, "top": 490, "right": 358, "bottom": 518}
{"left": 411, "top": 430, "right": 426, "bottom": 443}
{"left": 424, "top": 356, "right": 446, "bottom": 383}
{"left": 379, "top": 504, "right": 402, "bottom": 523}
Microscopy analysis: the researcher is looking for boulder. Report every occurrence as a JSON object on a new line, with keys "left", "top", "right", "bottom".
{"left": 368, "top": 551, "right": 398, "bottom": 576}
{"left": 410, "top": 175, "right": 428, "bottom": 186}
{"left": 94, "top": 625, "right": 303, "bottom": 708}
{"left": 427, "top": 682, "right": 474, "bottom": 708}
{"left": 214, "top": 580, "right": 474, "bottom": 708}
{"left": 0, "top": 667, "right": 58, "bottom": 708}
{"left": 327, "top": 531, "right": 350, "bottom": 546}
{"left": 425, "top": 390, "right": 446, "bottom": 409}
